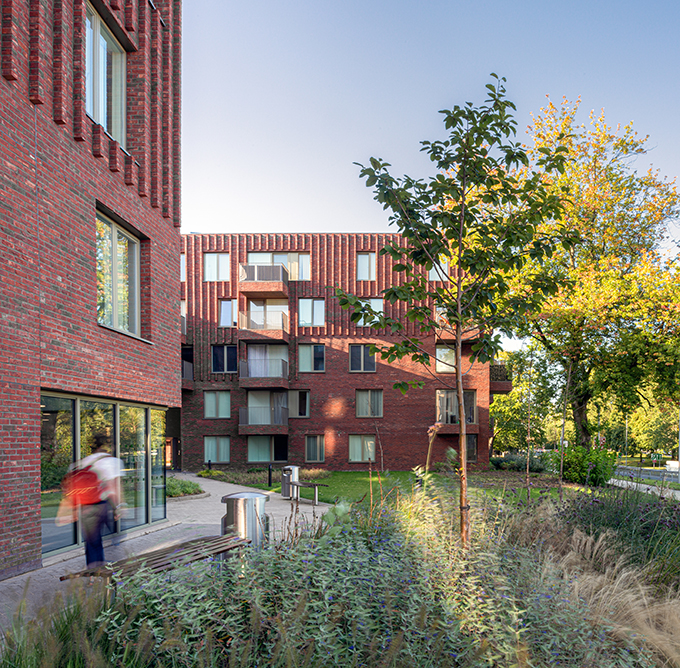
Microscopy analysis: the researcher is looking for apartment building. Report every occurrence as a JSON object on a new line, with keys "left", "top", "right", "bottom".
{"left": 180, "top": 234, "right": 512, "bottom": 472}
{"left": 0, "top": 0, "right": 182, "bottom": 579}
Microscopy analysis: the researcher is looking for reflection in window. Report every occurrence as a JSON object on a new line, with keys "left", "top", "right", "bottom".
{"left": 150, "top": 410, "right": 166, "bottom": 521}
{"left": 119, "top": 405, "right": 147, "bottom": 531}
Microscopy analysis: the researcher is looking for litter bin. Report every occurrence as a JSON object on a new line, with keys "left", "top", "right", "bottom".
{"left": 221, "top": 492, "right": 269, "bottom": 549}
{"left": 281, "top": 465, "right": 300, "bottom": 500}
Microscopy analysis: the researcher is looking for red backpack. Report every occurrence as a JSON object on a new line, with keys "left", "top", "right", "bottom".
{"left": 62, "top": 455, "right": 107, "bottom": 506}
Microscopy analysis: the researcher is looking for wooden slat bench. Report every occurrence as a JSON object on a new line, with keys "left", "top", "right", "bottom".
{"left": 290, "top": 481, "right": 329, "bottom": 506}
{"left": 60, "top": 534, "right": 250, "bottom": 585}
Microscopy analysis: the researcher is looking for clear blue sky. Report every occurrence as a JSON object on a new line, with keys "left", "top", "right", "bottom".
{"left": 182, "top": 0, "right": 680, "bottom": 240}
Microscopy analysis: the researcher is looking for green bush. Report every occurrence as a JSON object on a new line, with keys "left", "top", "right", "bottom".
{"left": 551, "top": 446, "right": 616, "bottom": 487}
{"left": 166, "top": 478, "right": 203, "bottom": 497}
{"left": 490, "top": 452, "right": 547, "bottom": 473}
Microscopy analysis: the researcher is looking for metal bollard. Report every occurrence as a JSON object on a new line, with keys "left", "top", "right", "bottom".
{"left": 221, "top": 492, "right": 269, "bottom": 549}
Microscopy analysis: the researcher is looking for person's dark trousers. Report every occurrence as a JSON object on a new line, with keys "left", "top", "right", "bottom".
{"left": 81, "top": 501, "right": 108, "bottom": 566}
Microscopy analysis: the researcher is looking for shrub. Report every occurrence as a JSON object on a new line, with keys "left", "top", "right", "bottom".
{"left": 166, "top": 478, "right": 203, "bottom": 497}
{"left": 490, "top": 452, "right": 547, "bottom": 473}
{"left": 551, "top": 446, "right": 616, "bottom": 487}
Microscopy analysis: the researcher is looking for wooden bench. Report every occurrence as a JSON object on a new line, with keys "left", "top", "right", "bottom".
{"left": 290, "top": 480, "right": 329, "bottom": 506}
{"left": 59, "top": 534, "right": 250, "bottom": 586}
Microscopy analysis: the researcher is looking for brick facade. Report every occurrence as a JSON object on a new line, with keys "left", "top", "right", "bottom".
{"left": 0, "top": 0, "right": 181, "bottom": 580}
{"left": 181, "top": 234, "right": 506, "bottom": 472}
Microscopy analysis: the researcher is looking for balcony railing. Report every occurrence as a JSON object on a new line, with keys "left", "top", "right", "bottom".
{"left": 239, "top": 406, "right": 289, "bottom": 426}
{"left": 239, "top": 359, "right": 289, "bottom": 379}
{"left": 490, "top": 364, "right": 511, "bottom": 382}
{"left": 181, "top": 360, "right": 194, "bottom": 381}
{"left": 238, "top": 311, "right": 290, "bottom": 333}
{"left": 239, "top": 264, "right": 289, "bottom": 284}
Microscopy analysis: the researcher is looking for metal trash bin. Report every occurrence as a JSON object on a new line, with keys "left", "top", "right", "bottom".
{"left": 221, "top": 492, "right": 269, "bottom": 549}
{"left": 281, "top": 465, "right": 300, "bottom": 500}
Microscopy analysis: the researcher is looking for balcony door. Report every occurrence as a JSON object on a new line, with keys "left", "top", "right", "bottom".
{"left": 247, "top": 344, "right": 288, "bottom": 377}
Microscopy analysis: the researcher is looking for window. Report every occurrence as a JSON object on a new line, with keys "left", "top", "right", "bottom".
{"left": 212, "top": 345, "right": 237, "bottom": 373}
{"left": 204, "top": 253, "right": 230, "bottom": 281}
{"left": 180, "top": 254, "right": 186, "bottom": 282}
{"left": 204, "top": 436, "right": 230, "bottom": 463}
{"left": 289, "top": 390, "right": 310, "bottom": 418}
{"left": 247, "top": 299, "right": 289, "bottom": 330}
{"left": 349, "top": 434, "right": 376, "bottom": 462}
{"left": 349, "top": 344, "right": 376, "bottom": 372}
{"left": 435, "top": 345, "right": 455, "bottom": 373}
{"left": 356, "top": 252, "right": 376, "bottom": 281}
{"left": 436, "top": 389, "right": 477, "bottom": 424}
{"left": 96, "top": 213, "right": 140, "bottom": 335}
{"left": 204, "top": 391, "right": 231, "bottom": 418}
{"left": 299, "top": 299, "right": 324, "bottom": 327}
{"left": 246, "top": 391, "right": 288, "bottom": 425}
{"left": 358, "top": 298, "right": 384, "bottom": 326}
{"left": 245, "top": 252, "right": 310, "bottom": 280}
{"left": 180, "top": 300, "right": 187, "bottom": 335}
{"left": 248, "top": 435, "right": 288, "bottom": 462}
{"left": 356, "top": 390, "right": 383, "bottom": 418}
{"left": 429, "top": 259, "right": 449, "bottom": 282}
{"left": 466, "top": 434, "right": 478, "bottom": 463}
{"left": 306, "top": 435, "right": 324, "bottom": 463}
{"left": 219, "top": 300, "right": 237, "bottom": 327}
{"left": 246, "top": 344, "right": 288, "bottom": 378}
{"left": 86, "top": 4, "right": 126, "bottom": 144}
{"left": 296, "top": 253, "right": 311, "bottom": 281}
{"left": 299, "top": 344, "right": 325, "bottom": 372}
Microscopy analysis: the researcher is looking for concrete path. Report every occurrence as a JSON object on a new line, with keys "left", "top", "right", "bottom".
{"left": 609, "top": 476, "right": 680, "bottom": 501}
{"left": 0, "top": 471, "right": 329, "bottom": 633}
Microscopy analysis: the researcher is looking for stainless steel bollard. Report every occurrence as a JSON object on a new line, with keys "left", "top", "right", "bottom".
{"left": 281, "top": 465, "right": 300, "bottom": 500}
{"left": 281, "top": 471, "right": 292, "bottom": 499}
{"left": 221, "top": 492, "right": 269, "bottom": 549}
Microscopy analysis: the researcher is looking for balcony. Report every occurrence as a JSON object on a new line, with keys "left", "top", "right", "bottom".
{"left": 237, "top": 311, "right": 289, "bottom": 343}
{"left": 238, "top": 406, "right": 289, "bottom": 435}
{"left": 490, "top": 363, "right": 512, "bottom": 393}
{"left": 239, "top": 358, "right": 289, "bottom": 389}
{"left": 181, "top": 360, "right": 194, "bottom": 391}
{"left": 239, "top": 264, "right": 289, "bottom": 298}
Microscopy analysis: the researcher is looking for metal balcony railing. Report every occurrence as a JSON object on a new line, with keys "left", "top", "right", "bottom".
{"left": 239, "top": 359, "right": 289, "bottom": 379}
{"left": 238, "top": 311, "right": 290, "bottom": 333}
{"left": 239, "top": 264, "right": 289, "bottom": 284}
{"left": 239, "top": 406, "right": 289, "bottom": 426}
{"left": 181, "top": 360, "right": 194, "bottom": 381}
{"left": 490, "top": 364, "right": 511, "bottom": 382}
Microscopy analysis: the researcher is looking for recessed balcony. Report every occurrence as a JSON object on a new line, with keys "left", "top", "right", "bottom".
{"left": 237, "top": 311, "right": 289, "bottom": 343}
{"left": 239, "top": 264, "right": 289, "bottom": 298}
{"left": 239, "top": 359, "right": 289, "bottom": 389}
{"left": 238, "top": 406, "right": 289, "bottom": 435}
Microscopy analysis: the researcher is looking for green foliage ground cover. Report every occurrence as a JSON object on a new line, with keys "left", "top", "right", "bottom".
{"left": 166, "top": 478, "right": 203, "bottom": 498}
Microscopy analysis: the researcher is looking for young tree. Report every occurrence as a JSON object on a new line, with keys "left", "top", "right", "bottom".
{"left": 519, "top": 99, "right": 680, "bottom": 449}
{"left": 337, "top": 76, "right": 576, "bottom": 545}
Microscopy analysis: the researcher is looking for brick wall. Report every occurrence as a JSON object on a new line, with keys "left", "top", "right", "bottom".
{"left": 0, "top": 0, "right": 182, "bottom": 580}
{"left": 180, "top": 234, "right": 492, "bottom": 473}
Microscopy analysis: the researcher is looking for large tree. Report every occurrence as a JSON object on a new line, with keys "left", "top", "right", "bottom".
{"left": 337, "top": 76, "right": 576, "bottom": 545}
{"left": 518, "top": 100, "right": 680, "bottom": 448}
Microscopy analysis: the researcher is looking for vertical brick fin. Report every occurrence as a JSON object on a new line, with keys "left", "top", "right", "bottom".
{"left": 52, "top": 0, "right": 66, "bottom": 124}
{"left": 72, "top": 0, "right": 86, "bottom": 141}
{"left": 109, "top": 139, "right": 121, "bottom": 171}
{"left": 110, "top": 0, "right": 121, "bottom": 9}
{"left": 149, "top": 10, "right": 160, "bottom": 209}
{"left": 28, "top": 0, "right": 45, "bottom": 105}
{"left": 92, "top": 123, "right": 104, "bottom": 157}
{"left": 139, "top": 239, "right": 152, "bottom": 341}
{"left": 127, "top": 0, "right": 148, "bottom": 197}
{"left": 1, "top": 0, "right": 18, "bottom": 81}
{"left": 124, "top": 153, "right": 135, "bottom": 185}
{"left": 161, "top": 24, "right": 171, "bottom": 218}
{"left": 124, "top": 0, "right": 135, "bottom": 31}
{"left": 172, "top": 0, "right": 181, "bottom": 227}
{"left": 137, "top": 158, "right": 146, "bottom": 196}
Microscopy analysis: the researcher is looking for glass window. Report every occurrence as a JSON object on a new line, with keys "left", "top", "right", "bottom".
{"left": 349, "top": 344, "right": 376, "bottom": 372}
{"left": 289, "top": 390, "right": 310, "bottom": 418}
{"left": 212, "top": 345, "right": 237, "bottom": 373}
{"left": 204, "top": 436, "right": 230, "bottom": 463}
{"left": 299, "top": 344, "right": 325, "bottom": 372}
{"left": 219, "top": 300, "right": 236, "bottom": 327}
{"left": 247, "top": 435, "right": 288, "bottom": 462}
{"left": 298, "top": 253, "right": 311, "bottom": 280}
{"left": 356, "top": 389, "right": 383, "bottom": 418}
{"left": 180, "top": 254, "right": 186, "bottom": 282}
{"left": 299, "top": 299, "right": 324, "bottom": 327}
{"left": 86, "top": 4, "right": 126, "bottom": 144}
{"left": 306, "top": 435, "right": 324, "bottom": 463}
{"left": 356, "top": 252, "right": 376, "bottom": 281}
{"left": 358, "top": 298, "right": 384, "bottom": 326}
{"left": 204, "top": 391, "right": 231, "bottom": 418}
{"left": 349, "top": 434, "right": 376, "bottom": 462}
{"left": 119, "top": 405, "right": 147, "bottom": 531}
{"left": 436, "top": 389, "right": 477, "bottom": 424}
{"left": 149, "top": 410, "right": 166, "bottom": 522}
{"left": 467, "top": 434, "right": 478, "bottom": 463}
{"left": 96, "top": 213, "right": 139, "bottom": 335}
{"left": 204, "top": 253, "right": 230, "bottom": 281}
{"left": 435, "top": 345, "right": 456, "bottom": 373}
{"left": 429, "top": 259, "right": 449, "bottom": 282}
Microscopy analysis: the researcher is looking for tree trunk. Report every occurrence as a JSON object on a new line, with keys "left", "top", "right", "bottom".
{"left": 456, "top": 321, "right": 469, "bottom": 548}
{"left": 569, "top": 362, "right": 592, "bottom": 450}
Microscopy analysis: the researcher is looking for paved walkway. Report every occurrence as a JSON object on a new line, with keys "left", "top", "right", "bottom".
{"left": 0, "top": 472, "right": 328, "bottom": 633}
{"left": 609, "top": 476, "right": 680, "bottom": 501}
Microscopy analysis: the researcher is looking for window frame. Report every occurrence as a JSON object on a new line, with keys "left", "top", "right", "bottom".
{"left": 358, "top": 298, "right": 384, "bottom": 326}
{"left": 85, "top": 3, "right": 126, "bottom": 145}
{"left": 298, "top": 298, "right": 325, "bottom": 327}
{"left": 212, "top": 344, "right": 238, "bottom": 374}
{"left": 305, "top": 435, "right": 325, "bottom": 463}
{"left": 435, "top": 345, "right": 456, "bottom": 373}
{"left": 203, "top": 390, "right": 231, "bottom": 419}
{"left": 356, "top": 252, "right": 376, "bottom": 281}
{"left": 466, "top": 434, "right": 478, "bottom": 463}
{"left": 218, "top": 299, "right": 237, "bottom": 328}
{"left": 428, "top": 259, "right": 449, "bottom": 282}
{"left": 298, "top": 344, "right": 325, "bottom": 372}
{"left": 289, "top": 389, "right": 310, "bottom": 418}
{"left": 203, "top": 253, "right": 230, "bottom": 282}
{"left": 349, "top": 344, "right": 376, "bottom": 373}
{"left": 348, "top": 434, "right": 376, "bottom": 463}
{"left": 96, "top": 212, "right": 140, "bottom": 336}
{"left": 204, "top": 436, "right": 230, "bottom": 463}
{"left": 355, "top": 389, "right": 383, "bottom": 418}
{"left": 436, "top": 389, "right": 477, "bottom": 424}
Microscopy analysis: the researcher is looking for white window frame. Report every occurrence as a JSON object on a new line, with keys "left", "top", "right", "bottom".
{"left": 96, "top": 213, "right": 140, "bottom": 336}
{"left": 85, "top": 4, "right": 126, "bottom": 145}
{"left": 299, "top": 298, "right": 325, "bottom": 327}
{"left": 349, "top": 344, "right": 376, "bottom": 373}
{"left": 349, "top": 434, "right": 376, "bottom": 463}
{"left": 212, "top": 344, "right": 238, "bottom": 373}
{"left": 298, "top": 344, "right": 325, "bottom": 372}
{"left": 204, "top": 436, "right": 230, "bottom": 463}
{"left": 219, "top": 299, "right": 237, "bottom": 327}
{"left": 204, "top": 253, "right": 230, "bottom": 281}
{"left": 305, "top": 435, "right": 325, "bottom": 463}
{"left": 204, "top": 391, "right": 231, "bottom": 419}
{"left": 435, "top": 345, "right": 456, "bottom": 373}
{"left": 428, "top": 258, "right": 449, "bottom": 282}
{"left": 356, "top": 389, "right": 383, "bottom": 418}
{"left": 356, "top": 252, "right": 376, "bottom": 281}
{"left": 436, "top": 389, "right": 477, "bottom": 424}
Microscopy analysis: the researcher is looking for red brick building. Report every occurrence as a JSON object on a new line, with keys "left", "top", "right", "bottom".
{"left": 0, "top": 0, "right": 182, "bottom": 580}
{"left": 180, "top": 234, "right": 512, "bottom": 473}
